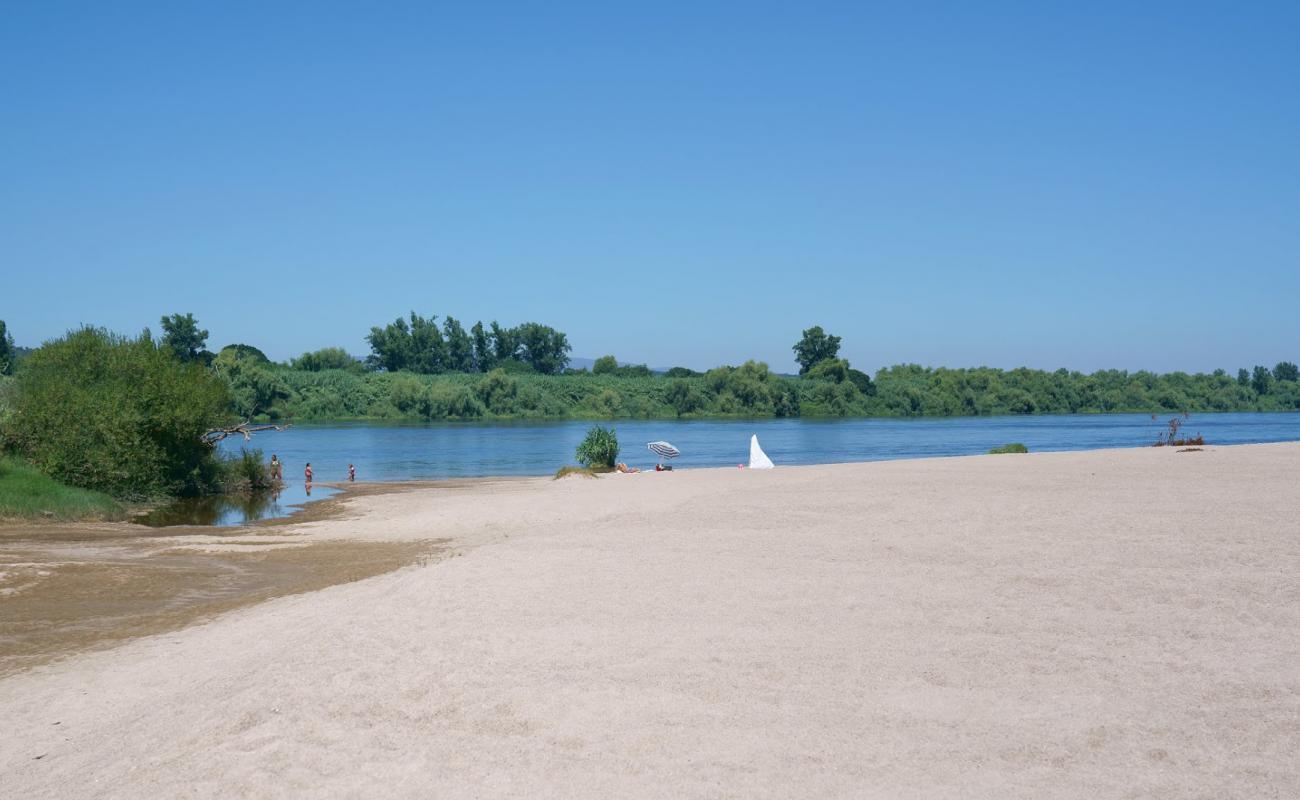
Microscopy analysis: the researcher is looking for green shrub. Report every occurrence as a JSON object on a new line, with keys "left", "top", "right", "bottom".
{"left": 988, "top": 443, "right": 1029, "bottom": 454}
{"left": 292, "top": 347, "right": 363, "bottom": 373}
{"left": 575, "top": 425, "right": 619, "bottom": 470}
{"left": 222, "top": 448, "right": 276, "bottom": 491}
{"left": 476, "top": 368, "right": 520, "bottom": 414}
{"left": 3, "top": 327, "right": 232, "bottom": 499}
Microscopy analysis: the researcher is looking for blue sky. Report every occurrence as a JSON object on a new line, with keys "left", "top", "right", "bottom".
{"left": 2, "top": 2, "right": 1297, "bottom": 373}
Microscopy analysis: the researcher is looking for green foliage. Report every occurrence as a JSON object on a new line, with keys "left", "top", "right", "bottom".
{"left": 1252, "top": 365, "right": 1273, "bottom": 395}
{"left": 365, "top": 314, "right": 569, "bottom": 375}
{"left": 443, "top": 316, "right": 475, "bottom": 372}
{"left": 575, "top": 425, "right": 619, "bottom": 469}
{"left": 593, "top": 355, "right": 651, "bottom": 378}
{"left": 847, "top": 368, "right": 875, "bottom": 396}
{"left": 793, "top": 325, "right": 842, "bottom": 375}
{"left": 215, "top": 348, "right": 290, "bottom": 419}
{"left": 665, "top": 379, "right": 704, "bottom": 417}
{"left": 664, "top": 366, "right": 701, "bottom": 378}
{"left": 220, "top": 344, "right": 270, "bottom": 364}
{"left": 806, "top": 357, "right": 850, "bottom": 383}
{"left": 1237, "top": 368, "right": 1250, "bottom": 386}
{"left": 475, "top": 368, "right": 520, "bottom": 414}
{"left": 4, "top": 327, "right": 232, "bottom": 499}
{"left": 471, "top": 321, "right": 495, "bottom": 371}
{"left": 0, "top": 456, "right": 126, "bottom": 520}
{"left": 988, "top": 443, "right": 1029, "bottom": 454}
{"left": 490, "top": 321, "right": 518, "bottom": 363}
{"left": 230, "top": 354, "right": 1300, "bottom": 423}
{"left": 222, "top": 448, "right": 276, "bottom": 491}
{"left": 1274, "top": 361, "right": 1299, "bottom": 382}
{"left": 367, "top": 312, "right": 446, "bottom": 373}
{"left": 292, "top": 347, "right": 362, "bottom": 372}
{"left": 0, "top": 319, "right": 14, "bottom": 376}
{"left": 496, "top": 358, "right": 538, "bottom": 375}
{"left": 514, "top": 322, "right": 571, "bottom": 374}
{"left": 0, "top": 374, "right": 13, "bottom": 428}
{"left": 160, "top": 312, "right": 212, "bottom": 364}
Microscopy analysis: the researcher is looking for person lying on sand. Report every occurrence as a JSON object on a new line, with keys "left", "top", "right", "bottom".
{"left": 615, "top": 462, "right": 640, "bottom": 473}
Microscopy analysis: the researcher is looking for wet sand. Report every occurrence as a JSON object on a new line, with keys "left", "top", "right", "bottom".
{"left": 1, "top": 445, "right": 1297, "bottom": 798}
{"left": 0, "top": 483, "right": 446, "bottom": 677}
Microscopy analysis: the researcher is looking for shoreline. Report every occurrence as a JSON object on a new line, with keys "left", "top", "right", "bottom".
{"left": 2, "top": 442, "right": 1298, "bottom": 796}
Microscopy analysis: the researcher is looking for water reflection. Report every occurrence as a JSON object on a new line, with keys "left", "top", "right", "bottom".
{"left": 134, "top": 483, "right": 338, "bottom": 527}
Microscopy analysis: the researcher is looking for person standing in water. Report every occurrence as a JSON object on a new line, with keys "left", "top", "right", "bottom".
{"left": 269, "top": 454, "right": 282, "bottom": 482}
{"left": 304, "top": 462, "right": 313, "bottom": 483}
{"left": 348, "top": 463, "right": 356, "bottom": 482}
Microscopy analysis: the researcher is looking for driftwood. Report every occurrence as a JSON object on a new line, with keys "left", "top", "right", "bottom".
{"left": 201, "top": 422, "right": 292, "bottom": 446}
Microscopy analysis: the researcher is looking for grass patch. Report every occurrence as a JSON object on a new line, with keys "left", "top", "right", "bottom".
{"left": 0, "top": 457, "right": 126, "bottom": 521}
{"left": 554, "top": 465, "right": 601, "bottom": 480}
{"left": 988, "top": 443, "right": 1029, "bottom": 454}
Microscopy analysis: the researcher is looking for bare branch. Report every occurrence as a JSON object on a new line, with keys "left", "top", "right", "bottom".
{"left": 201, "top": 421, "right": 292, "bottom": 446}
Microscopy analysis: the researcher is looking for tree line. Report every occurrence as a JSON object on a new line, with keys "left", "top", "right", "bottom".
{"left": 3, "top": 315, "right": 1300, "bottom": 503}
{"left": 363, "top": 314, "right": 571, "bottom": 375}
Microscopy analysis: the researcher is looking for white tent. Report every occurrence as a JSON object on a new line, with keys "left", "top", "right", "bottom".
{"left": 748, "top": 435, "right": 774, "bottom": 469}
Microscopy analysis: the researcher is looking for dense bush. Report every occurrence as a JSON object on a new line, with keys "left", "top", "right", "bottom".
{"left": 3, "top": 327, "right": 233, "bottom": 499}
{"left": 575, "top": 425, "right": 619, "bottom": 469}
{"left": 292, "top": 347, "right": 363, "bottom": 373}
{"left": 223, "top": 448, "right": 276, "bottom": 491}
{"left": 988, "top": 443, "right": 1029, "bottom": 454}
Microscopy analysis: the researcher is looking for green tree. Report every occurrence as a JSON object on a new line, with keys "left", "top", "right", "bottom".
{"left": 475, "top": 368, "right": 519, "bottom": 414}
{"left": 0, "top": 320, "right": 14, "bottom": 375}
{"left": 367, "top": 312, "right": 446, "bottom": 373}
{"left": 575, "top": 425, "right": 619, "bottom": 469}
{"left": 214, "top": 347, "right": 290, "bottom": 418}
{"left": 1237, "top": 368, "right": 1250, "bottom": 386}
{"left": 442, "top": 316, "right": 475, "bottom": 372}
{"left": 593, "top": 355, "right": 619, "bottom": 375}
{"left": 5, "top": 327, "right": 232, "bottom": 498}
{"left": 664, "top": 366, "right": 700, "bottom": 378}
{"left": 471, "top": 321, "right": 495, "bottom": 372}
{"left": 805, "top": 357, "right": 850, "bottom": 383}
{"left": 515, "top": 322, "right": 571, "bottom": 374}
{"left": 292, "top": 347, "right": 361, "bottom": 372}
{"left": 792, "top": 325, "right": 842, "bottom": 375}
{"left": 490, "top": 321, "right": 519, "bottom": 363}
{"left": 220, "top": 344, "right": 270, "bottom": 364}
{"left": 1274, "top": 361, "right": 1299, "bottom": 382}
{"left": 160, "top": 312, "right": 212, "bottom": 364}
{"left": 1252, "top": 365, "right": 1273, "bottom": 395}
{"left": 665, "top": 379, "right": 703, "bottom": 417}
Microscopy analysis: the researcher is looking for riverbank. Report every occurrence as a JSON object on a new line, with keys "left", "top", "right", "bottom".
{"left": 2, "top": 443, "right": 1297, "bottom": 797}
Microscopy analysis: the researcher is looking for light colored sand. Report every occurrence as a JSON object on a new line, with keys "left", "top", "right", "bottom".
{"left": 2, "top": 443, "right": 1297, "bottom": 798}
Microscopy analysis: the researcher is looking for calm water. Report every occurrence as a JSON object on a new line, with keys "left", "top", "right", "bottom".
{"left": 144, "top": 412, "right": 1299, "bottom": 527}
{"left": 135, "top": 483, "right": 339, "bottom": 527}
{"left": 219, "top": 412, "right": 1300, "bottom": 483}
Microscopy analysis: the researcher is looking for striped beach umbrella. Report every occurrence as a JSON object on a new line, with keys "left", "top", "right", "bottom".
{"left": 647, "top": 441, "right": 680, "bottom": 461}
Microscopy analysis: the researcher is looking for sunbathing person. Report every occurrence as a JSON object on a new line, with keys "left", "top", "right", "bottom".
{"left": 615, "top": 462, "right": 640, "bottom": 473}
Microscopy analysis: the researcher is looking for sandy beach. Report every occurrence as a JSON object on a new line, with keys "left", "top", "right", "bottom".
{"left": 1, "top": 443, "right": 1297, "bottom": 798}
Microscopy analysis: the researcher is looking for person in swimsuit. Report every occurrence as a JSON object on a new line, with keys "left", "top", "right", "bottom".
{"left": 269, "top": 454, "right": 282, "bottom": 482}
{"left": 304, "top": 462, "right": 313, "bottom": 483}
{"left": 348, "top": 463, "right": 356, "bottom": 482}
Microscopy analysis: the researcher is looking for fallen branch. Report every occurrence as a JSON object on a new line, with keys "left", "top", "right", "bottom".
{"left": 201, "top": 422, "right": 292, "bottom": 446}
